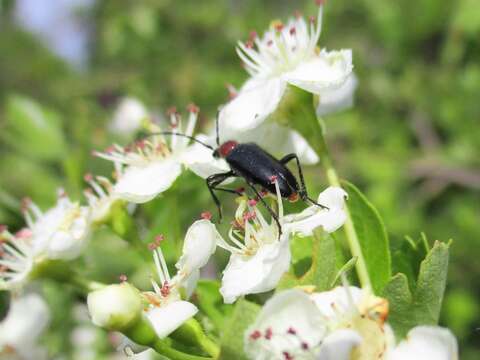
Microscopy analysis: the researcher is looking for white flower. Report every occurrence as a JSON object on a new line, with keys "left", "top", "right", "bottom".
{"left": 142, "top": 220, "right": 220, "bottom": 338}
{"left": 283, "top": 187, "right": 348, "bottom": 236}
{"left": 83, "top": 174, "right": 119, "bottom": 223}
{"left": 109, "top": 97, "right": 149, "bottom": 136}
{"left": 0, "top": 293, "right": 50, "bottom": 360}
{"left": 0, "top": 193, "right": 91, "bottom": 291}
{"left": 218, "top": 180, "right": 291, "bottom": 304}
{"left": 386, "top": 326, "right": 458, "bottom": 360}
{"left": 95, "top": 105, "right": 228, "bottom": 204}
{"left": 87, "top": 283, "right": 142, "bottom": 330}
{"left": 244, "top": 289, "right": 362, "bottom": 360}
{"left": 220, "top": 3, "right": 356, "bottom": 133}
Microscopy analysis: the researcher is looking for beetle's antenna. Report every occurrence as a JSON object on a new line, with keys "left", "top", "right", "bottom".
{"left": 215, "top": 110, "right": 221, "bottom": 147}
{"left": 140, "top": 132, "right": 215, "bottom": 151}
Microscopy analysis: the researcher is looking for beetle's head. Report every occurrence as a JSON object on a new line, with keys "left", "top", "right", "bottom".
{"left": 214, "top": 140, "right": 238, "bottom": 158}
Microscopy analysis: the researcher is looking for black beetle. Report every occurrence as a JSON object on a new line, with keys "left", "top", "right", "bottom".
{"left": 144, "top": 115, "right": 327, "bottom": 233}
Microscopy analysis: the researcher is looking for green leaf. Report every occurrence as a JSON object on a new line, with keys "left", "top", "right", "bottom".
{"left": 342, "top": 181, "right": 391, "bottom": 294}
{"left": 218, "top": 299, "right": 260, "bottom": 360}
{"left": 276, "top": 230, "right": 336, "bottom": 292}
{"left": 194, "top": 280, "right": 233, "bottom": 332}
{"left": 383, "top": 241, "right": 450, "bottom": 338}
{"left": 3, "top": 95, "right": 67, "bottom": 161}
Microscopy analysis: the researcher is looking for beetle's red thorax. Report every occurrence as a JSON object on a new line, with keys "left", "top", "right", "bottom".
{"left": 218, "top": 140, "right": 238, "bottom": 158}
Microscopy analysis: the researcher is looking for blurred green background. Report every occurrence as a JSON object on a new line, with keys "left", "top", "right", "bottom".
{"left": 0, "top": 0, "right": 479, "bottom": 358}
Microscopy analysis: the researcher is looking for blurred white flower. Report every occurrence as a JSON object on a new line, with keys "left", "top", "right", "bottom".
{"left": 244, "top": 289, "right": 361, "bottom": 360}
{"left": 109, "top": 97, "right": 149, "bottom": 136}
{"left": 142, "top": 220, "right": 220, "bottom": 338}
{"left": 0, "top": 193, "right": 91, "bottom": 291}
{"left": 386, "top": 326, "right": 458, "bottom": 360}
{"left": 0, "top": 293, "right": 50, "bottom": 360}
{"left": 95, "top": 105, "right": 228, "bottom": 204}
{"left": 218, "top": 180, "right": 291, "bottom": 304}
{"left": 219, "top": 3, "right": 356, "bottom": 133}
{"left": 283, "top": 186, "right": 348, "bottom": 236}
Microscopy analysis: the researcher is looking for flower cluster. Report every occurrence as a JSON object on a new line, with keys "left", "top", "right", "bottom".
{"left": 0, "top": 1, "right": 460, "bottom": 359}
{"left": 245, "top": 286, "right": 458, "bottom": 360}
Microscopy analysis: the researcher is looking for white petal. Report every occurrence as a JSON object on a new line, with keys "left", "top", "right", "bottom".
{"left": 283, "top": 187, "right": 348, "bottom": 236}
{"left": 144, "top": 301, "right": 198, "bottom": 339}
{"left": 175, "top": 220, "right": 220, "bottom": 274}
{"left": 316, "top": 329, "right": 362, "bottom": 360}
{"left": 114, "top": 159, "right": 182, "bottom": 203}
{"left": 311, "top": 286, "right": 363, "bottom": 319}
{"left": 317, "top": 73, "right": 358, "bottom": 116}
{"left": 181, "top": 142, "right": 229, "bottom": 178}
{"left": 244, "top": 289, "right": 326, "bottom": 360}
{"left": 220, "top": 233, "right": 291, "bottom": 304}
{"left": 219, "top": 77, "right": 286, "bottom": 132}
{"left": 218, "top": 121, "right": 319, "bottom": 165}
{"left": 284, "top": 50, "right": 353, "bottom": 95}
{"left": 0, "top": 293, "right": 50, "bottom": 349}
{"left": 387, "top": 326, "right": 458, "bottom": 360}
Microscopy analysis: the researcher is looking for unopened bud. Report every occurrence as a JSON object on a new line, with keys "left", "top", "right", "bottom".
{"left": 87, "top": 283, "right": 142, "bottom": 331}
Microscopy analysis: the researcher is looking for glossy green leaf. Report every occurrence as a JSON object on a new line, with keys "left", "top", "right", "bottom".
{"left": 343, "top": 181, "right": 391, "bottom": 294}
{"left": 194, "top": 280, "right": 233, "bottom": 332}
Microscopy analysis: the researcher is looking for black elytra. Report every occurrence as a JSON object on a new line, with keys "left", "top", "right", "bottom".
{"left": 142, "top": 112, "right": 328, "bottom": 235}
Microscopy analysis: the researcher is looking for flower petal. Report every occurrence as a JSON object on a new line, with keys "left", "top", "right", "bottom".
{"left": 109, "top": 97, "right": 148, "bottom": 136}
{"left": 181, "top": 141, "right": 230, "bottom": 178}
{"left": 144, "top": 301, "right": 198, "bottom": 339}
{"left": 317, "top": 73, "right": 358, "bottom": 116}
{"left": 244, "top": 289, "right": 326, "bottom": 360}
{"left": 283, "top": 186, "right": 348, "bottom": 236}
{"left": 114, "top": 159, "right": 182, "bottom": 203}
{"left": 175, "top": 219, "right": 220, "bottom": 274}
{"left": 284, "top": 49, "right": 353, "bottom": 95}
{"left": 311, "top": 286, "right": 363, "bottom": 319}
{"left": 219, "top": 77, "right": 286, "bottom": 132}
{"left": 387, "top": 326, "right": 458, "bottom": 360}
{"left": 220, "top": 233, "right": 291, "bottom": 304}
{"left": 316, "top": 329, "right": 362, "bottom": 360}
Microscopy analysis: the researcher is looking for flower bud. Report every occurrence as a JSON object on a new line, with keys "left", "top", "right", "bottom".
{"left": 87, "top": 283, "right": 142, "bottom": 331}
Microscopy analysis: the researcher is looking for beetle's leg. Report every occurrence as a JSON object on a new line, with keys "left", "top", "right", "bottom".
{"left": 279, "top": 153, "right": 329, "bottom": 210}
{"left": 246, "top": 182, "right": 283, "bottom": 238}
{"left": 206, "top": 171, "right": 236, "bottom": 222}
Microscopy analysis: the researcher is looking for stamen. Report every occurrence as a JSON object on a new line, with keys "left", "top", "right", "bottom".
{"left": 249, "top": 330, "right": 262, "bottom": 341}
{"left": 265, "top": 327, "right": 273, "bottom": 340}
{"left": 243, "top": 211, "right": 256, "bottom": 222}
{"left": 201, "top": 211, "right": 212, "bottom": 221}
{"left": 315, "top": 0, "right": 325, "bottom": 5}
{"left": 247, "top": 199, "right": 258, "bottom": 207}
{"left": 160, "top": 281, "right": 170, "bottom": 297}
{"left": 287, "top": 327, "right": 297, "bottom": 335}
{"left": 283, "top": 352, "right": 294, "bottom": 360}
{"left": 187, "top": 103, "right": 199, "bottom": 114}
{"left": 84, "top": 173, "right": 93, "bottom": 182}
{"left": 289, "top": 27, "right": 296, "bottom": 36}
{"left": 119, "top": 274, "right": 128, "bottom": 282}
{"left": 249, "top": 30, "right": 257, "bottom": 41}
{"left": 268, "top": 175, "right": 278, "bottom": 184}
{"left": 301, "top": 342, "right": 309, "bottom": 350}
{"left": 226, "top": 84, "right": 238, "bottom": 99}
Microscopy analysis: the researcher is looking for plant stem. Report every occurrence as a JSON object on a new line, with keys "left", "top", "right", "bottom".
{"left": 317, "top": 134, "right": 372, "bottom": 291}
